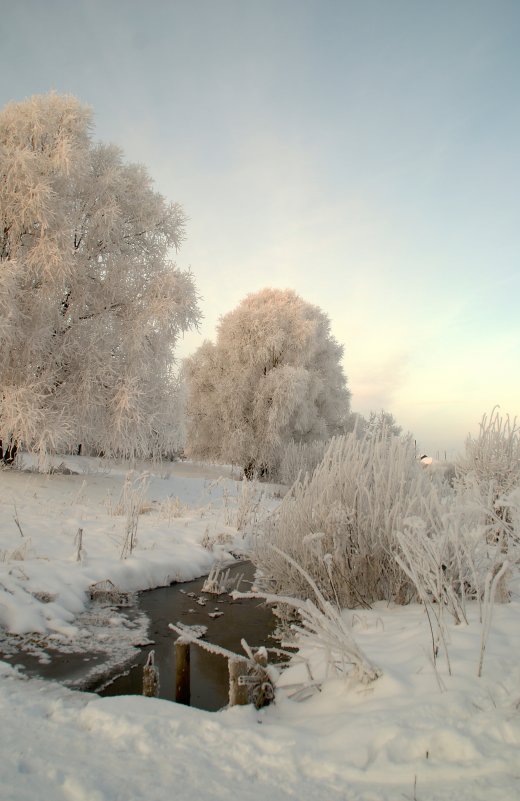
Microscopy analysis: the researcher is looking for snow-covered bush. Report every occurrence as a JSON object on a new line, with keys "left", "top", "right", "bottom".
{"left": 455, "top": 408, "right": 520, "bottom": 544}
{"left": 394, "top": 484, "right": 519, "bottom": 676}
{"left": 254, "top": 416, "right": 519, "bottom": 681}
{"left": 456, "top": 408, "right": 520, "bottom": 496}
{"left": 233, "top": 479, "right": 265, "bottom": 532}
{"left": 254, "top": 431, "right": 436, "bottom": 607}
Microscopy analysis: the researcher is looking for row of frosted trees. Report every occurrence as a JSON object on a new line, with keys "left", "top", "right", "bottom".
{"left": 2, "top": 93, "right": 357, "bottom": 473}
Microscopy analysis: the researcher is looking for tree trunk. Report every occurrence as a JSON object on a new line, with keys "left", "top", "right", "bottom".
{"left": 244, "top": 461, "right": 256, "bottom": 480}
{"left": 1, "top": 439, "right": 17, "bottom": 465}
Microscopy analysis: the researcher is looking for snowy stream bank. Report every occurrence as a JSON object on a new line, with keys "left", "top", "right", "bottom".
{"left": 97, "top": 561, "right": 277, "bottom": 710}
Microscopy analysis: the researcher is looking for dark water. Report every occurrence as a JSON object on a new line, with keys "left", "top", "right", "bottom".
{"left": 96, "top": 562, "right": 277, "bottom": 711}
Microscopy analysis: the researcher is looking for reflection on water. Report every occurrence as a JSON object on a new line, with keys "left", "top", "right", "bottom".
{"left": 98, "top": 562, "right": 277, "bottom": 711}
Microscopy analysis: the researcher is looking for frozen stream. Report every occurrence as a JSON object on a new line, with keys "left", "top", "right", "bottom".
{"left": 96, "top": 561, "right": 277, "bottom": 711}
{"left": 0, "top": 562, "right": 278, "bottom": 711}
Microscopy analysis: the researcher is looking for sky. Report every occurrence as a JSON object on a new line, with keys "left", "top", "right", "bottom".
{"left": 1, "top": 0, "right": 519, "bottom": 457}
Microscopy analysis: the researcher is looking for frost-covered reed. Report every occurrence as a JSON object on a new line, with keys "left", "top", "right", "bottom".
{"left": 277, "top": 439, "right": 328, "bottom": 485}
{"left": 254, "top": 411, "right": 520, "bottom": 677}
{"left": 255, "top": 420, "right": 519, "bottom": 611}
{"left": 255, "top": 431, "right": 431, "bottom": 608}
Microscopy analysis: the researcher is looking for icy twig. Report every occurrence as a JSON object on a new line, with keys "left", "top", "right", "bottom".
{"left": 12, "top": 504, "right": 24, "bottom": 538}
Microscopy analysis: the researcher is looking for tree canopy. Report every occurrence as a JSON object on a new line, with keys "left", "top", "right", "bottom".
{"left": 185, "top": 288, "right": 350, "bottom": 478}
{"left": 0, "top": 93, "right": 199, "bottom": 460}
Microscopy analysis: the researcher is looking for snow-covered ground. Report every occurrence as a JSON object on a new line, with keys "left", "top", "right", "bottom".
{"left": 0, "top": 454, "right": 259, "bottom": 678}
{"left": 1, "top": 456, "right": 519, "bottom": 801}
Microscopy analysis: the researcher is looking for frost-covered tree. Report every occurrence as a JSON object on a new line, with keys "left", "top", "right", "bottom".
{"left": 185, "top": 288, "right": 350, "bottom": 478}
{"left": 366, "top": 409, "right": 403, "bottom": 439}
{"left": 0, "top": 93, "right": 199, "bottom": 460}
{"left": 345, "top": 409, "right": 403, "bottom": 439}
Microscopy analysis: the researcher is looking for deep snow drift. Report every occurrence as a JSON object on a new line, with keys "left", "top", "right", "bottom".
{"left": 0, "top": 456, "right": 519, "bottom": 801}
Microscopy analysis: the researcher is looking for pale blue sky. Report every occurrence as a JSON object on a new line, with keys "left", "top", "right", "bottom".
{"left": 2, "top": 0, "right": 519, "bottom": 456}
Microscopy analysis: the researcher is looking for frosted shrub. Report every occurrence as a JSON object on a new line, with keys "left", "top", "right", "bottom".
{"left": 158, "top": 495, "right": 186, "bottom": 522}
{"left": 456, "top": 408, "right": 520, "bottom": 494}
{"left": 455, "top": 408, "right": 520, "bottom": 541}
{"left": 234, "top": 479, "right": 265, "bottom": 531}
{"left": 431, "top": 409, "right": 520, "bottom": 619}
{"left": 394, "top": 513, "right": 478, "bottom": 626}
{"left": 254, "top": 415, "right": 519, "bottom": 679}
{"left": 278, "top": 439, "right": 328, "bottom": 485}
{"left": 254, "top": 432, "right": 437, "bottom": 608}
{"left": 394, "top": 432, "right": 520, "bottom": 675}
{"left": 505, "top": 486, "right": 520, "bottom": 538}
{"left": 394, "top": 491, "right": 518, "bottom": 676}
{"left": 114, "top": 471, "right": 151, "bottom": 517}
{"left": 393, "top": 509, "right": 479, "bottom": 676}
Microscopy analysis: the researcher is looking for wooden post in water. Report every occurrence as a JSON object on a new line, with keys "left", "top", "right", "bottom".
{"left": 228, "top": 657, "right": 249, "bottom": 706}
{"left": 228, "top": 650, "right": 273, "bottom": 708}
{"left": 143, "top": 650, "right": 159, "bottom": 697}
{"left": 175, "top": 640, "right": 191, "bottom": 705}
{"left": 250, "top": 649, "right": 274, "bottom": 708}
